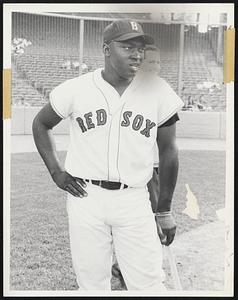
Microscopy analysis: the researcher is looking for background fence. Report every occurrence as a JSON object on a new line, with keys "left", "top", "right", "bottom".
{"left": 11, "top": 12, "right": 227, "bottom": 111}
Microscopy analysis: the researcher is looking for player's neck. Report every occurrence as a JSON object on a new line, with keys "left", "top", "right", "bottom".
{"left": 101, "top": 69, "right": 133, "bottom": 96}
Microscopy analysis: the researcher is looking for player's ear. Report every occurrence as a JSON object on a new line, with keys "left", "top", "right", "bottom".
{"left": 103, "top": 43, "right": 111, "bottom": 56}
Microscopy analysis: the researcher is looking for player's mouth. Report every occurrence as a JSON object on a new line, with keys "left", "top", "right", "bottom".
{"left": 129, "top": 63, "right": 141, "bottom": 72}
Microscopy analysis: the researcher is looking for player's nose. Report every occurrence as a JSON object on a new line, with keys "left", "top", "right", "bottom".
{"left": 131, "top": 51, "right": 143, "bottom": 63}
{"left": 133, "top": 49, "right": 143, "bottom": 59}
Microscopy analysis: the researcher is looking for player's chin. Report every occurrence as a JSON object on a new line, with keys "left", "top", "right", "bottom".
{"left": 123, "top": 68, "right": 138, "bottom": 79}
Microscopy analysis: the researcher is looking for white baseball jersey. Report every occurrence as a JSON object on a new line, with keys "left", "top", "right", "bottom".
{"left": 50, "top": 68, "right": 183, "bottom": 187}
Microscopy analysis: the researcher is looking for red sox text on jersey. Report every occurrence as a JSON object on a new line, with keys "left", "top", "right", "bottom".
{"left": 76, "top": 109, "right": 156, "bottom": 138}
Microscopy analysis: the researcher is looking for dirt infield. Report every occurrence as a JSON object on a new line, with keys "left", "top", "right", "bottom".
{"left": 164, "top": 221, "right": 225, "bottom": 291}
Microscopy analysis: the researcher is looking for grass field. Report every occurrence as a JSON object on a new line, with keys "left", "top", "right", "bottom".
{"left": 10, "top": 150, "right": 225, "bottom": 290}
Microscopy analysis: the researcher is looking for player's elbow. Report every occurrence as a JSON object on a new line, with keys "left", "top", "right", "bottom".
{"left": 160, "top": 140, "right": 178, "bottom": 158}
{"left": 32, "top": 114, "right": 41, "bottom": 138}
{"left": 32, "top": 113, "right": 50, "bottom": 137}
{"left": 159, "top": 144, "right": 179, "bottom": 170}
{"left": 32, "top": 113, "right": 37, "bottom": 131}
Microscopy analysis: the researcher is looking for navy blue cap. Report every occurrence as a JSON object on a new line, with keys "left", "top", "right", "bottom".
{"left": 103, "top": 20, "right": 154, "bottom": 44}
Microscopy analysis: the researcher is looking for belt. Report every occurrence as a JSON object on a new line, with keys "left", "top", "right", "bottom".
{"left": 84, "top": 179, "right": 128, "bottom": 190}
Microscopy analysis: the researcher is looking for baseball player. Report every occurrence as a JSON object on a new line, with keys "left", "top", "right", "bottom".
{"left": 32, "top": 19, "right": 183, "bottom": 291}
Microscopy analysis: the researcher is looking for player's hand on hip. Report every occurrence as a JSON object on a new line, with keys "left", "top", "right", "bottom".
{"left": 155, "top": 212, "right": 176, "bottom": 246}
{"left": 52, "top": 171, "right": 87, "bottom": 198}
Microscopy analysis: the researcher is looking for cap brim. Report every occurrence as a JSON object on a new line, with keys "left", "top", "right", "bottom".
{"left": 114, "top": 33, "right": 154, "bottom": 44}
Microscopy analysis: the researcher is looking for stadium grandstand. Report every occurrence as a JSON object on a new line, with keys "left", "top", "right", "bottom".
{"left": 11, "top": 12, "right": 226, "bottom": 111}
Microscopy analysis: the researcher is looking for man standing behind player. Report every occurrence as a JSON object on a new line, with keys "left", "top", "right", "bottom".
{"left": 32, "top": 20, "right": 183, "bottom": 291}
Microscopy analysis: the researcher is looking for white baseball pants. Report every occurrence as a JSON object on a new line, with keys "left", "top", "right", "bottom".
{"left": 67, "top": 182, "right": 166, "bottom": 291}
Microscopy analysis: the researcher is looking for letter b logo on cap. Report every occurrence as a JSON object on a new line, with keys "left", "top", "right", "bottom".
{"left": 130, "top": 21, "right": 139, "bottom": 31}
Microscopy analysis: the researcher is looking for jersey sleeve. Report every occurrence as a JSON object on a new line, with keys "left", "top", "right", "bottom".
{"left": 49, "top": 79, "right": 74, "bottom": 119}
{"left": 156, "top": 78, "right": 184, "bottom": 127}
{"left": 158, "top": 113, "right": 179, "bottom": 128}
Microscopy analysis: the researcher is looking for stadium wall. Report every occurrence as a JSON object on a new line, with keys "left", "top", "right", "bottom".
{"left": 11, "top": 107, "right": 226, "bottom": 139}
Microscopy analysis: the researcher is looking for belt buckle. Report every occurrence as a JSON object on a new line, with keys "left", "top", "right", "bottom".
{"left": 101, "top": 181, "right": 109, "bottom": 189}
{"left": 101, "top": 181, "right": 114, "bottom": 190}
{"left": 99, "top": 180, "right": 126, "bottom": 190}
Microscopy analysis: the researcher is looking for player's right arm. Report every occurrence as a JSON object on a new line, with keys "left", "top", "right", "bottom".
{"left": 32, "top": 102, "right": 87, "bottom": 197}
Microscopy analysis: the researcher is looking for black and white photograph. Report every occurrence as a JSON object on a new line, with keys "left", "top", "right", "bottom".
{"left": 3, "top": 3, "right": 234, "bottom": 297}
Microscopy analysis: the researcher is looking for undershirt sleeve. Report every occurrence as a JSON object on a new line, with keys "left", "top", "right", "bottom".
{"left": 156, "top": 78, "right": 184, "bottom": 127}
{"left": 158, "top": 113, "right": 179, "bottom": 128}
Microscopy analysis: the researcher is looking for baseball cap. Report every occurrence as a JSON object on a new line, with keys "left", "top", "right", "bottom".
{"left": 103, "top": 19, "right": 154, "bottom": 45}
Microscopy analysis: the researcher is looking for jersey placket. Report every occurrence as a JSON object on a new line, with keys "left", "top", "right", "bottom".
{"left": 107, "top": 83, "right": 138, "bottom": 183}
{"left": 93, "top": 68, "right": 141, "bottom": 183}
{"left": 106, "top": 91, "right": 127, "bottom": 182}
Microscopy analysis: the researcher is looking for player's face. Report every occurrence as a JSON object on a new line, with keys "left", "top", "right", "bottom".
{"left": 107, "top": 38, "right": 145, "bottom": 80}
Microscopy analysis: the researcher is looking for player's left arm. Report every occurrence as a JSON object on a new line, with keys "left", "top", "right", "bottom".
{"left": 147, "top": 167, "right": 160, "bottom": 213}
{"left": 155, "top": 122, "right": 178, "bottom": 246}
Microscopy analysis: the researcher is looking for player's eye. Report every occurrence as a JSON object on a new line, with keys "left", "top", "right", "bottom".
{"left": 138, "top": 48, "right": 145, "bottom": 53}
{"left": 124, "top": 46, "right": 145, "bottom": 53}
